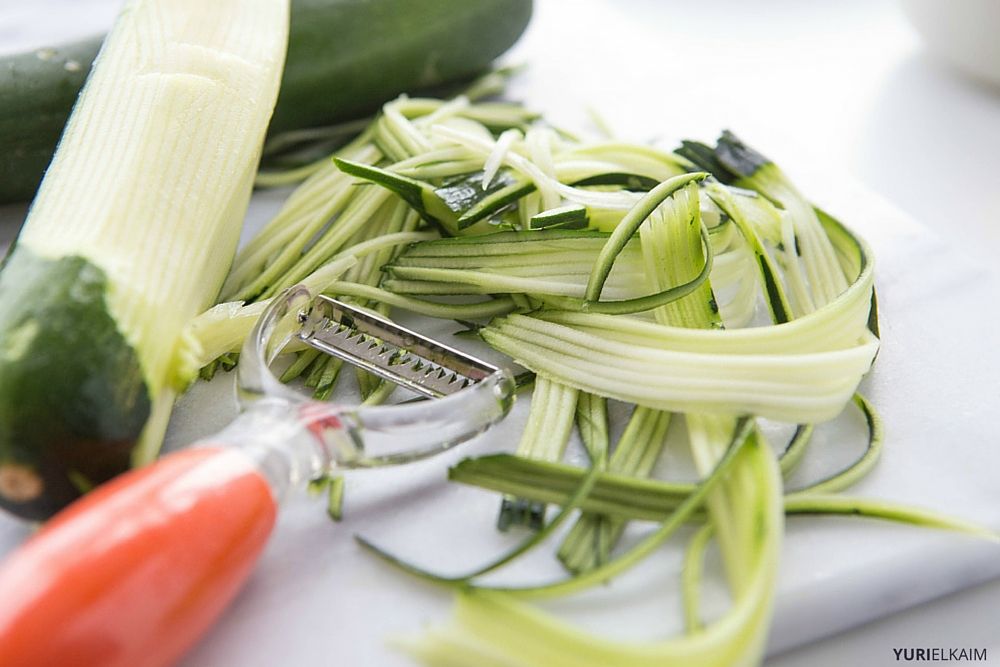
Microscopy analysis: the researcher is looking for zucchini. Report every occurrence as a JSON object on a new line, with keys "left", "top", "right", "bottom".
{"left": 0, "top": 0, "right": 289, "bottom": 519}
{"left": 0, "top": 0, "right": 533, "bottom": 204}
{"left": 269, "top": 0, "right": 532, "bottom": 136}
{"left": 0, "top": 40, "right": 98, "bottom": 205}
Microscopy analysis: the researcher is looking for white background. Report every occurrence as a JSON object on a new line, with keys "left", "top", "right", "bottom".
{"left": 2, "top": 1, "right": 1000, "bottom": 666}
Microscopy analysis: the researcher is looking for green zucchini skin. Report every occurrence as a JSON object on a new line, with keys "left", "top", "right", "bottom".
{"left": 0, "top": 248, "right": 150, "bottom": 520}
{"left": 0, "top": 40, "right": 99, "bottom": 205}
{"left": 271, "top": 0, "right": 533, "bottom": 135}
{"left": 0, "top": 0, "right": 532, "bottom": 204}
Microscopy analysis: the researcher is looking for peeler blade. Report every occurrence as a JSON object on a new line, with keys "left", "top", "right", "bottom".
{"left": 296, "top": 296, "right": 500, "bottom": 399}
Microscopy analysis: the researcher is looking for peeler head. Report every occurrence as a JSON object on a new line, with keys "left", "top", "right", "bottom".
{"left": 237, "top": 286, "right": 515, "bottom": 469}
{"left": 298, "top": 296, "right": 499, "bottom": 399}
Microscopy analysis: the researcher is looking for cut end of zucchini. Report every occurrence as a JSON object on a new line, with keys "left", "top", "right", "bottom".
{"left": 528, "top": 204, "right": 589, "bottom": 230}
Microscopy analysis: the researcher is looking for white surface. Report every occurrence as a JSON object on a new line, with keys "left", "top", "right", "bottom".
{"left": 3, "top": 1, "right": 1000, "bottom": 666}
{"left": 901, "top": 0, "right": 1000, "bottom": 88}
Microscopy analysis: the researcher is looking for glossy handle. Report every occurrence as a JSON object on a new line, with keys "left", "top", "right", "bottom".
{"left": 0, "top": 447, "right": 278, "bottom": 667}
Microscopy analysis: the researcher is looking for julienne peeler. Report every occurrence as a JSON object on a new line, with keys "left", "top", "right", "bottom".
{"left": 0, "top": 286, "right": 515, "bottom": 667}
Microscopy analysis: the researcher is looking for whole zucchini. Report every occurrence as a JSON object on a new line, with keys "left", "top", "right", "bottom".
{"left": 0, "top": 0, "right": 533, "bottom": 204}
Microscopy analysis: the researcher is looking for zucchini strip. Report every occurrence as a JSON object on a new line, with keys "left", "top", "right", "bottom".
{"left": 557, "top": 406, "right": 671, "bottom": 573}
{"left": 449, "top": 454, "right": 997, "bottom": 541}
{"left": 575, "top": 393, "right": 610, "bottom": 465}
{"left": 498, "top": 377, "right": 579, "bottom": 530}
{"left": 787, "top": 393, "right": 883, "bottom": 495}
{"left": 682, "top": 524, "right": 715, "bottom": 633}
{"left": 584, "top": 177, "right": 706, "bottom": 302}
{"left": 481, "top": 316, "right": 878, "bottom": 423}
{"left": 356, "top": 461, "right": 605, "bottom": 585}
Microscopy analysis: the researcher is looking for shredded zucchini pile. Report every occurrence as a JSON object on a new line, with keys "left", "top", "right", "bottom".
{"left": 188, "top": 83, "right": 994, "bottom": 667}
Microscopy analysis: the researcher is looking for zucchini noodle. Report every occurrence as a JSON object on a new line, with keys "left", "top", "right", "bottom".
{"left": 191, "top": 90, "right": 996, "bottom": 667}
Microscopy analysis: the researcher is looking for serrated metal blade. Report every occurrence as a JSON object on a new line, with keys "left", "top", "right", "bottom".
{"left": 295, "top": 296, "right": 499, "bottom": 399}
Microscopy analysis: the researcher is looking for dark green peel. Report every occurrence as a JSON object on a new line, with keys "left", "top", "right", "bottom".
{"left": 0, "top": 249, "right": 150, "bottom": 519}
{"left": 334, "top": 159, "right": 517, "bottom": 235}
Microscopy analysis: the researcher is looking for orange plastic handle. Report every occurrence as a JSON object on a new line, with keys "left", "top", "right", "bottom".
{"left": 0, "top": 446, "right": 278, "bottom": 667}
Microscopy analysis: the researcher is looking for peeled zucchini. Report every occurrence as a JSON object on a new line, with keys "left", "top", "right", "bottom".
{"left": 0, "top": 0, "right": 289, "bottom": 519}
